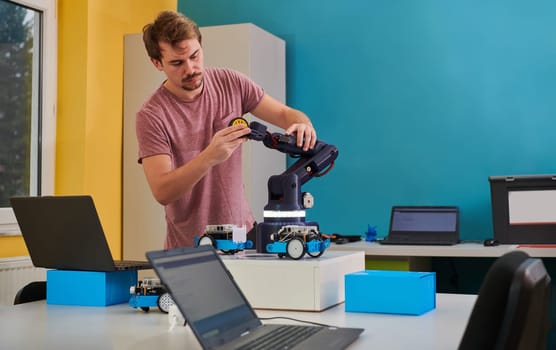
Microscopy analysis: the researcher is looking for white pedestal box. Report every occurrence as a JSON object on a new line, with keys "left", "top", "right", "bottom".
{"left": 221, "top": 250, "right": 365, "bottom": 311}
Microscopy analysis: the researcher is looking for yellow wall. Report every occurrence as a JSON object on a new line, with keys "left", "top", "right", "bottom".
{"left": 0, "top": 0, "right": 176, "bottom": 258}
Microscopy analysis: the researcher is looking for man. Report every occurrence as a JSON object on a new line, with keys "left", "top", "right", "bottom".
{"left": 137, "top": 10, "right": 317, "bottom": 248}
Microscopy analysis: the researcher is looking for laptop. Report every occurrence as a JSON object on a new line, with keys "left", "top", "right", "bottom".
{"left": 378, "top": 206, "right": 460, "bottom": 246}
{"left": 10, "top": 195, "right": 151, "bottom": 271}
{"left": 146, "top": 245, "right": 364, "bottom": 350}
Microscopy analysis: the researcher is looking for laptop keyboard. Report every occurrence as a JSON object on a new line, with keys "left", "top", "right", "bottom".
{"left": 114, "top": 260, "right": 151, "bottom": 270}
{"left": 237, "top": 325, "right": 322, "bottom": 350}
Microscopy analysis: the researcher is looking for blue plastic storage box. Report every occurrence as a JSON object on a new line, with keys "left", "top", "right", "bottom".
{"left": 345, "top": 270, "right": 436, "bottom": 315}
{"left": 47, "top": 269, "right": 137, "bottom": 306}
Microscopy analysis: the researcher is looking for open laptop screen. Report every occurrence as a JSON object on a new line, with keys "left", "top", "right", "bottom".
{"left": 147, "top": 246, "right": 261, "bottom": 348}
{"left": 392, "top": 207, "right": 458, "bottom": 232}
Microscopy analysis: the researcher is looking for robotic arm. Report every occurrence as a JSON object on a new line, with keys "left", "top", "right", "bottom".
{"left": 247, "top": 121, "right": 339, "bottom": 213}
{"left": 245, "top": 120, "right": 339, "bottom": 254}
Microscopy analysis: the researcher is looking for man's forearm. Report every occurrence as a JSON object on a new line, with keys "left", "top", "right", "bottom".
{"left": 143, "top": 151, "right": 216, "bottom": 205}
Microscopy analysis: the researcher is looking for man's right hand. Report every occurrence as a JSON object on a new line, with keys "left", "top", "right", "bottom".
{"left": 203, "top": 124, "right": 251, "bottom": 165}
{"left": 141, "top": 123, "right": 251, "bottom": 205}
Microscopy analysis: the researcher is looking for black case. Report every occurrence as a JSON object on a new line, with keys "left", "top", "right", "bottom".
{"left": 489, "top": 174, "right": 556, "bottom": 244}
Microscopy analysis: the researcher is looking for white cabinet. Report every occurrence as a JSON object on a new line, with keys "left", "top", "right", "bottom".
{"left": 122, "top": 24, "right": 286, "bottom": 259}
{"left": 122, "top": 33, "right": 165, "bottom": 261}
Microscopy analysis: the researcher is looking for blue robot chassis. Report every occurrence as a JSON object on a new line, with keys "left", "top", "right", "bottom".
{"left": 128, "top": 277, "right": 174, "bottom": 313}
{"left": 265, "top": 225, "right": 331, "bottom": 260}
{"left": 194, "top": 224, "right": 253, "bottom": 254}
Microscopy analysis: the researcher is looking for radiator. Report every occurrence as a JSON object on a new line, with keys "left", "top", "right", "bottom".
{"left": 0, "top": 256, "right": 47, "bottom": 305}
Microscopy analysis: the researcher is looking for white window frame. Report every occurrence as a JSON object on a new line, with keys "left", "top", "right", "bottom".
{"left": 0, "top": 0, "right": 57, "bottom": 235}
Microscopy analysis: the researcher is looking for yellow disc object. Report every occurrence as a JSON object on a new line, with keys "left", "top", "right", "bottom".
{"left": 229, "top": 117, "right": 249, "bottom": 127}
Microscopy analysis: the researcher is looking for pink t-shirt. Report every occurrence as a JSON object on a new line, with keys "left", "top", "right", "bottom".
{"left": 136, "top": 67, "right": 264, "bottom": 248}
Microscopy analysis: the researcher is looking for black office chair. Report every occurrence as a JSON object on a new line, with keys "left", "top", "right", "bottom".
{"left": 458, "top": 250, "right": 551, "bottom": 350}
{"left": 13, "top": 281, "right": 47, "bottom": 305}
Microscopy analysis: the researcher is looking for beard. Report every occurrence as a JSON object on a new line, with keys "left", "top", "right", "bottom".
{"left": 181, "top": 72, "right": 203, "bottom": 91}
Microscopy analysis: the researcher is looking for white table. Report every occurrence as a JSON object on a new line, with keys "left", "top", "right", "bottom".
{"left": 0, "top": 294, "right": 476, "bottom": 350}
{"left": 328, "top": 241, "right": 556, "bottom": 258}
{"left": 328, "top": 241, "right": 556, "bottom": 270}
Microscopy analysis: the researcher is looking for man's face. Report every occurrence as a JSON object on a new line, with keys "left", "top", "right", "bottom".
{"left": 152, "top": 38, "right": 204, "bottom": 93}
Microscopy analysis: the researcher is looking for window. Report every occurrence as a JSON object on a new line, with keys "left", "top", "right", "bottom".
{"left": 0, "top": 0, "right": 56, "bottom": 235}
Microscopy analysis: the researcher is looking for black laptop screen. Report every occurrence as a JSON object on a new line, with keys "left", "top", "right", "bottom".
{"left": 148, "top": 247, "right": 261, "bottom": 348}
{"left": 391, "top": 208, "right": 458, "bottom": 232}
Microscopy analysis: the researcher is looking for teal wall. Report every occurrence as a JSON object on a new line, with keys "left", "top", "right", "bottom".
{"left": 179, "top": 0, "right": 556, "bottom": 240}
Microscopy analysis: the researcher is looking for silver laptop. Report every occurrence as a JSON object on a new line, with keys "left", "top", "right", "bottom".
{"left": 10, "top": 195, "right": 151, "bottom": 271}
{"left": 146, "top": 245, "right": 363, "bottom": 350}
{"left": 378, "top": 206, "right": 460, "bottom": 245}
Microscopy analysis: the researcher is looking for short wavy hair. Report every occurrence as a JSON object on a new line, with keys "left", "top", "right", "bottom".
{"left": 142, "top": 10, "right": 202, "bottom": 61}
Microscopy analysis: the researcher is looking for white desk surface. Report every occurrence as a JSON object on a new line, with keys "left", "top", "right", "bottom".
{"left": 0, "top": 293, "right": 476, "bottom": 350}
{"left": 328, "top": 241, "right": 556, "bottom": 258}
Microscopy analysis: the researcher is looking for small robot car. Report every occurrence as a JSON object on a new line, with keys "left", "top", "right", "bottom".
{"left": 128, "top": 277, "right": 174, "bottom": 313}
